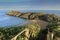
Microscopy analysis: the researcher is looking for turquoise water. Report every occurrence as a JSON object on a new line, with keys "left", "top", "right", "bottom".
{"left": 0, "top": 10, "right": 60, "bottom": 27}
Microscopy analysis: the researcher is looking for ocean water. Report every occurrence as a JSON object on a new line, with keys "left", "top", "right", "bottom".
{"left": 0, "top": 10, "right": 60, "bottom": 27}
{"left": 20, "top": 10, "right": 60, "bottom": 17}
{"left": 0, "top": 10, "right": 28, "bottom": 27}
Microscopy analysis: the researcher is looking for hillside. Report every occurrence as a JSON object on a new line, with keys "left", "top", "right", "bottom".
{"left": 7, "top": 11, "right": 60, "bottom": 22}
{"left": 0, "top": 20, "right": 41, "bottom": 40}
{"left": 3, "top": 11, "right": 60, "bottom": 40}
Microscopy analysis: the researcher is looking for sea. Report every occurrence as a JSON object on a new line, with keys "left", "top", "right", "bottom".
{"left": 0, "top": 10, "right": 60, "bottom": 27}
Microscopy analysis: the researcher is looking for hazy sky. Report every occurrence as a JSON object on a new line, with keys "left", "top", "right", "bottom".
{"left": 0, "top": 0, "right": 60, "bottom": 10}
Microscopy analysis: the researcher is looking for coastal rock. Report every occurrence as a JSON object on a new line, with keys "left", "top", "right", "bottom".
{"left": 7, "top": 11, "right": 21, "bottom": 17}
{"left": 7, "top": 11, "right": 60, "bottom": 22}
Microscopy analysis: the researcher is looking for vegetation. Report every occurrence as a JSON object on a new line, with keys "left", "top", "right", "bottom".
{"left": 17, "top": 24, "right": 40, "bottom": 40}
{"left": 0, "top": 24, "right": 40, "bottom": 40}
{"left": 0, "top": 11, "right": 60, "bottom": 40}
{"left": 0, "top": 25, "right": 26, "bottom": 40}
{"left": 46, "top": 19, "right": 60, "bottom": 40}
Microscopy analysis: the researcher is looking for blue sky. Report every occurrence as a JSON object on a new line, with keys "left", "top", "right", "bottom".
{"left": 0, "top": 0, "right": 60, "bottom": 10}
